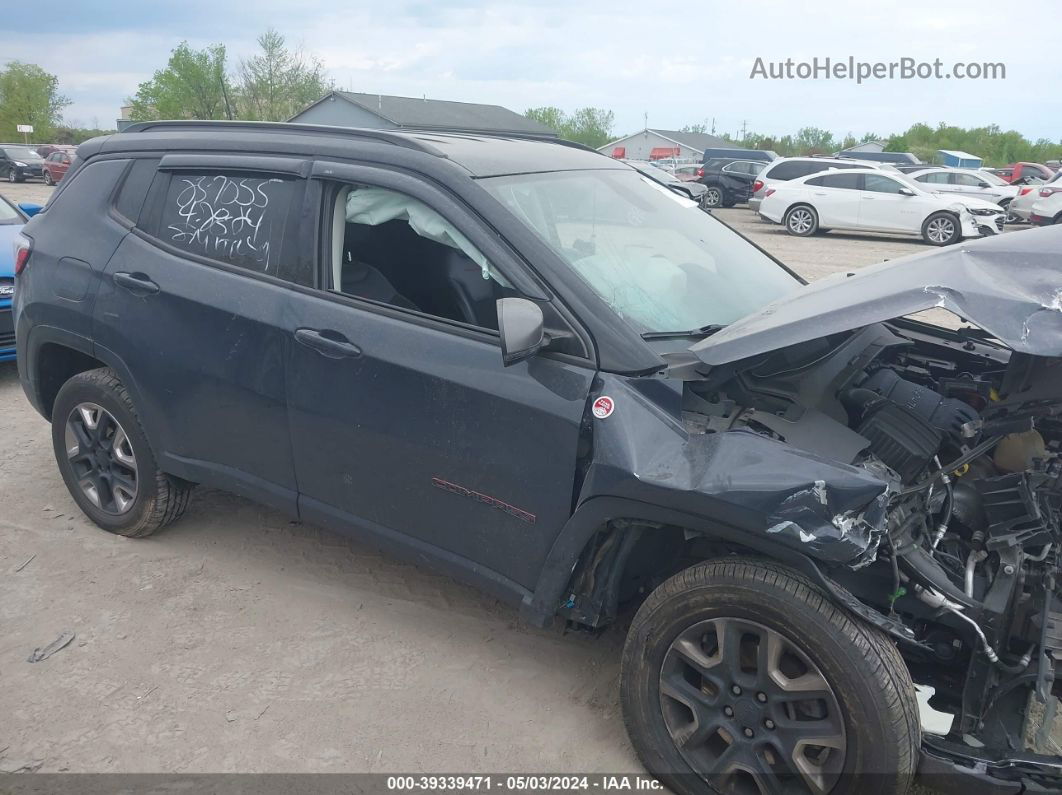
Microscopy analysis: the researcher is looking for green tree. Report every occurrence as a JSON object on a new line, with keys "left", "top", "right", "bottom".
{"left": 0, "top": 61, "right": 70, "bottom": 142}
{"left": 524, "top": 106, "right": 614, "bottom": 148}
{"left": 236, "top": 29, "right": 328, "bottom": 121}
{"left": 129, "top": 42, "right": 234, "bottom": 121}
{"left": 524, "top": 106, "right": 567, "bottom": 132}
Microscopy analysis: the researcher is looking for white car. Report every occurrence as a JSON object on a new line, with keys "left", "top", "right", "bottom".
{"left": 759, "top": 168, "right": 1005, "bottom": 245}
{"left": 748, "top": 156, "right": 893, "bottom": 212}
{"left": 1009, "top": 170, "right": 1060, "bottom": 223}
{"left": 1030, "top": 185, "right": 1062, "bottom": 226}
{"left": 907, "top": 167, "right": 1020, "bottom": 219}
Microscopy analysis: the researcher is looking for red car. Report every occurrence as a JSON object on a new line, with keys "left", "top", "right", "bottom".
{"left": 41, "top": 150, "right": 74, "bottom": 185}
{"left": 990, "top": 162, "right": 1055, "bottom": 184}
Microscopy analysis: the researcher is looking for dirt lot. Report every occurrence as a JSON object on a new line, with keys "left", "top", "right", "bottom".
{"left": 0, "top": 180, "right": 1047, "bottom": 781}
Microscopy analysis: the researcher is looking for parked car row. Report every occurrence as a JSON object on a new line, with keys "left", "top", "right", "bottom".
{"left": 0, "top": 143, "right": 76, "bottom": 183}
{"left": 758, "top": 168, "right": 1005, "bottom": 245}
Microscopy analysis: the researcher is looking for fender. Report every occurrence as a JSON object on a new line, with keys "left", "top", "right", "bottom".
{"left": 521, "top": 494, "right": 842, "bottom": 627}
{"left": 19, "top": 323, "right": 97, "bottom": 418}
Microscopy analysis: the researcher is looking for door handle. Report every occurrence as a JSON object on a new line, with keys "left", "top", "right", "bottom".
{"left": 294, "top": 328, "right": 361, "bottom": 359}
{"left": 112, "top": 271, "right": 160, "bottom": 295}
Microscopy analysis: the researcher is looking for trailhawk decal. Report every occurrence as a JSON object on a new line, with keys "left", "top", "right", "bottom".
{"left": 592, "top": 396, "right": 615, "bottom": 419}
{"left": 431, "top": 477, "right": 537, "bottom": 525}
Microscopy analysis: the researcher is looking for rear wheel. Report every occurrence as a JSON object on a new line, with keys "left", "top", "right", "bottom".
{"left": 52, "top": 367, "right": 193, "bottom": 537}
{"left": 621, "top": 559, "right": 920, "bottom": 795}
{"left": 922, "top": 212, "right": 960, "bottom": 245}
{"left": 783, "top": 205, "right": 818, "bottom": 236}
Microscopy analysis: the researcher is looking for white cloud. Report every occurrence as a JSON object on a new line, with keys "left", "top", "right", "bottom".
{"left": 1, "top": 0, "right": 1059, "bottom": 140}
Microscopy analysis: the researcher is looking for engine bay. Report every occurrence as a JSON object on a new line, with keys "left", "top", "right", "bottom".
{"left": 683, "top": 319, "right": 1062, "bottom": 756}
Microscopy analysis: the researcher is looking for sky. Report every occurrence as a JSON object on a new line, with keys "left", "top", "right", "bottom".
{"left": 2, "top": 0, "right": 1060, "bottom": 142}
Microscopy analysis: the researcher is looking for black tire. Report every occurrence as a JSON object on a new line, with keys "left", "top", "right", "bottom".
{"left": 621, "top": 558, "right": 920, "bottom": 795}
{"left": 43, "top": 170, "right": 54, "bottom": 186}
{"left": 999, "top": 199, "right": 1018, "bottom": 224}
{"left": 51, "top": 367, "right": 192, "bottom": 537}
{"left": 703, "top": 186, "right": 723, "bottom": 208}
{"left": 6, "top": 167, "right": 17, "bottom": 183}
{"left": 721, "top": 199, "right": 736, "bottom": 208}
{"left": 783, "top": 204, "right": 818, "bottom": 236}
{"left": 921, "top": 212, "right": 961, "bottom": 246}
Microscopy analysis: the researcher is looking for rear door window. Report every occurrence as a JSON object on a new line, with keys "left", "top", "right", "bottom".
{"left": 113, "top": 158, "right": 161, "bottom": 226}
{"left": 154, "top": 172, "right": 298, "bottom": 275}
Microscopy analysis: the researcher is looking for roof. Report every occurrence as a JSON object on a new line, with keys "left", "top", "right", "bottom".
{"left": 938, "top": 149, "right": 982, "bottom": 160}
{"left": 290, "top": 91, "right": 557, "bottom": 137}
{"left": 110, "top": 121, "right": 615, "bottom": 178}
{"left": 598, "top": 128, "right": 731, "bottom": 154}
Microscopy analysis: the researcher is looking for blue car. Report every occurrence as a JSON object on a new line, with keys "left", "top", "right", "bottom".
{"left": 1, "top": 194, "right": 42, "bottom": 362}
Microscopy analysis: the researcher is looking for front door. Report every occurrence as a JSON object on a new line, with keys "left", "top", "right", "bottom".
{"left": 285, "top": 167, "right": 594, "bottom": 591}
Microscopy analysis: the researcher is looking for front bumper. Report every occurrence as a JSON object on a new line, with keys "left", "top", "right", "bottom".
{"left": 919, "top": 736, "right": 1062, "bottom": 794}
{"left": 10, "top": 164, "right": 43, "bottom": 180}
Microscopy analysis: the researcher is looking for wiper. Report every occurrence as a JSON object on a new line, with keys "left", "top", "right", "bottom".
{"left": 641, "top": 324, "right": 725, "bottom": 340}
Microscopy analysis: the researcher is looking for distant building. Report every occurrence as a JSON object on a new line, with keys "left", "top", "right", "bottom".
{"left": 116, "top": 105, "right": 135, "bottom": 132}
{"left": 937, "top": 149, "right": 983, "bottom": 168}
{"left": 598, "top": 128, "right": 732, "bottom": 161}
{"left": 288, "top": 91, "right": 556, "bottom": 137}
{"left": 839, "top": 140, "right": 886, "bottom": 154}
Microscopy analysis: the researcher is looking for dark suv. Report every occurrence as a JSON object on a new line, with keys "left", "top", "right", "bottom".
{"left": 14, "top": 121, "right": 1062, "bottom": 795}
{"left": 1, "top": 144, "right": 46, "bottom": 182}
{"left": 699, "top": 158, "right": 765, "bottom": 208}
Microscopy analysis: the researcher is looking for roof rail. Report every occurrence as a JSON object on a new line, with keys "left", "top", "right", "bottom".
{"left": 120, "top": 119, "right": 446, "bottom": 155}
{"left": 120, "top": 120, "right": 594, "bottom": 156}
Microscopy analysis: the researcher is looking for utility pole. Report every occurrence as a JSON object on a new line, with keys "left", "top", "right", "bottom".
{"left": 740, "top": 120, "right": 748, "bottom": 141}
{"left": 643, "top": 111, "right": 648, "bottom": 131}
{"left": 710, "top": 117, "right": 715, "bottom": 134}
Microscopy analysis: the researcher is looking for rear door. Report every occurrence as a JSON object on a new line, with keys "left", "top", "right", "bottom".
{"left": 805, "top": 172, "right": 861, "bottom": 228}
{"left": 283, "top": 161, "right": 595, "bottom": 592}
{"left": 92, "top": 154, "right": 308, "bottom": 513}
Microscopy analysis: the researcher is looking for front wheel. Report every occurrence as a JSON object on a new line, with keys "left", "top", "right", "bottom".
{"left": 922, "top": 212, "right": 960, "bottom": 245}
{"left": 51, "top": 367, "right": 193, "bottom": 537}
{"left": 620, "top": 559, "right": 920, "bottom": 795}
{"left": 43, "top": 170, "right": 54, "bottom": 186}
{"left": 6, "top": 167, "right": 17, "bottom": 183}
{"left": 783, "top": 205, "right": 818, "bottom": 236}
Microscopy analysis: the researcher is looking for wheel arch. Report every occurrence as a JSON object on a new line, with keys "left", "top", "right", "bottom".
{"left": 521, "top": 496, "right": 843, "bottom": 631}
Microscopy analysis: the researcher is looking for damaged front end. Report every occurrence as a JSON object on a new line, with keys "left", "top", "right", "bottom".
{"left": 578, "top": 228, "right": 1062, "bottom": 790}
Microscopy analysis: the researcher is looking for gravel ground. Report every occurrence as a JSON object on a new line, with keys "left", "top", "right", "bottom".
{"left": 0, "top": 180, "right": 1052, "bottom": 785}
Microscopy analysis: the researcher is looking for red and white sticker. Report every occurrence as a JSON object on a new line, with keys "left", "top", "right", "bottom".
{"left": 592, "top": 396, "right": 615, "bottom": 419}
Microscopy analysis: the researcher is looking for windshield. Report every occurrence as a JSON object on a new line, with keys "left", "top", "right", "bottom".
{"left": 480, "top": 169, "right": 800, "bottom": 334}
{"left": 974, "top": 170, "right": 1008, "bottom": 186}
{"left": 2, "top": 146, "right": 42, "bottom": 161}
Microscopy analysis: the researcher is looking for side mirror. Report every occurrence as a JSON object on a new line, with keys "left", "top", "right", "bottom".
{"left": 977, "top": 182, "right": 991, "bottom": 189}
{"left": 898, "top": 188, "right": 916, "bottom": 196}
{"left": 497, "top": 297, "right": 545, "bottom": 366}
{"left": 18, "top": 202, "right": 43, "bottom": 217}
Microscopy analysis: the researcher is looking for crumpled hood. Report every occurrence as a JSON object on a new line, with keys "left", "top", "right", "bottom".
{"left": 691, "top": 224, "right": 1062, "bottom": 365}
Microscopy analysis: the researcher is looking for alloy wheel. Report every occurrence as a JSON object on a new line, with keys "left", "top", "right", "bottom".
{"left": 6, "top": 168, "right": 14, "bottom": 183}
{"left": 704, "top": 188, "right": 722, "bottom": 208}
{"left": 787, "top": 209, "right": 814, "bottom": 235}
{"left": 659, "top": 617, "right": 846, "bottom": 794}
{"left": 64, "top": 402, "right": 139, "bottom": 515}
{"left": 926, "top": 217, "right": 955, "bottom": 244}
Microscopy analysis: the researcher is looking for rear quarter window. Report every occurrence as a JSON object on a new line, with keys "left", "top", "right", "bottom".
{"left": 114, "top": 158, "right": 161, "bottom": 225}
